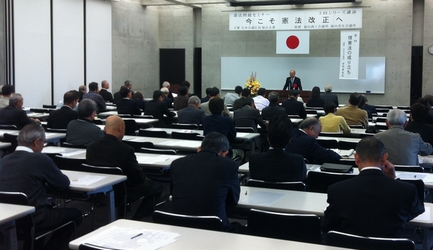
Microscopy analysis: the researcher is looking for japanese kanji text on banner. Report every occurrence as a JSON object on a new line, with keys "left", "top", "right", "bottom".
{"left": 229, "top": 9, "right": 362, "bottom": 31}
{"left": 340, "top": 30, "right": 360, "bottom": 80}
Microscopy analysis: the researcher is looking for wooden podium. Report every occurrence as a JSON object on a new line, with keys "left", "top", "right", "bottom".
{"left": 265, "top": 90, "right": 311, "bottom": 103}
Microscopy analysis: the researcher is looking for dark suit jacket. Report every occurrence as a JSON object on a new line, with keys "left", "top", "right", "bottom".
{"left": 261, "top": 103, "right": 287, "bottom": 121}
{"left": 233, "top": 106, "right": 267, "bottom": 132}
{"left": 173, "top": 96, "right": 189, "bottom": 110}
{"left": 201, "top": 96, "right": 210, "bottom": 103}
{"left": 233, "top": 97, "right": 254, "bottom": 111}
{"left": 163, "top": 97, "right": 173, "bottom": 109}
{"left": 282, "top": 98, "right": 306, "bottom": 119}
{"left": 324, "top": 169, "right": 424, "bottom": 237}
{"left": 170, "top": 150, "right": 240, "bottom": 229}
{"left": 113, "top": 91, "right": 122, "bottom": 104}
{"left": 177, "top": 105, "right": 206, "bottom": 125}
{"left": 99, "top": 89, "right": 113, "bottom": 103}
{"left": 249, "top": 148, "right": 306, "bottom": 181}
{"left": 405, "top": 121, "right": 433, "bottom": 145}
{"left": 321, "top": 92, "right": 339, "bottom": 106}
{"left": 283, "top": 76, "right": 302, "bottom": 90}
{"left": 202, "top": 114, "right": 237, "bottom": 142}
{"left": 144, "top": 100, "right": 176, "bottom": 127}
{"left": 116, "top": 98, "right": 142, "bottom": 115}
{"left": 285, "top": 129, "right": 341, "bottom": 164}
{"left": 306, "top": 97, "right": 326, "bottom": 108}
{"left": 0, "top": 105, "right": 34, "bottom": 129}
{"left": 47, "top": 106, "right": 78, "bottom": 129}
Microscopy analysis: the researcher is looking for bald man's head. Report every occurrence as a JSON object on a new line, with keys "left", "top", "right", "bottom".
{"left": 104, "top": 116, "right": 125, "bottom": 139}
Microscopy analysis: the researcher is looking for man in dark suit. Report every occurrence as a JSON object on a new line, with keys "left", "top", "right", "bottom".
{"left": 233, "top": 88, "right": 254, "bottom": 111}
{"left": 283, "top": 69, "right": 302, "bottom": 91}
{"left": 406, "top": 102, "right": 433, "bottom": 145}
{"left": 0, "top": 93, "right": 40, "bottom": 129}
{"left": 47, "top": 91, "right": 79, "bottom": 129}
{"left": 99, "top": 80, "right": 113, "bottom": 103}
{"left": 86, "top": 116, "right": 163, "bottom": 220}
{"left": 281, "top": 89, "right": 306, "bottom": 119}
{"left": 177, "top": 96, "right": 206, "bottom": 125}
{"left": 233, "top": 98, "right": 267, "bottom": 132}
{"left": 324, "top": 137, "right": 424, "bottom": 237}
{"left": 160, "top": 87, "right": 173, "bottom": 109}
{"left": 320, "top": 84, "right": 339, "bottom": 106}
{"left": 82, "top": 82, "right": 106, "bottom": 112}
{"left": 113, "top": 80, "right": 133, "bottom": 103}
{"left": 202, "top": 97, "right": 236, "bottom": 143}
{"left": 171, "top": 132, "right": 240, "bottom": 231}
{"left": 286, "top": 117, "right": 341, "bottom": 164}
{"left": 173, "top": 86, "right": 189, "bottom": 110}
{"left": 250, "top": 116, "right": 306, "bottom": 182}
{"left": 144, "top": 90, "right": 176, "bottom": 127}
{"left": 262, "top": 91, "right": 287, "bottom": 121}
{"left": 116, "top": 87, "right": 141, "bottom": 115}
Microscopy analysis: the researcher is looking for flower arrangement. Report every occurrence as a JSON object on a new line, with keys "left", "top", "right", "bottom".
{"left": 244, "top": 72, "right": 261, "bottom": 96}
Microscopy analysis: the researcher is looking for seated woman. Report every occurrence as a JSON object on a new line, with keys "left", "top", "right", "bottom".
{"left": 319, "top": 102, "right": 351, "bottom": 134}
{"left": 249, "top": 115, "right": 306, "bottom": 182}
{"left": 306, "top": 86, "right": 325, "bottom": 108}
{"left": 132, "top": 91, "right": 146, "bottom": 110}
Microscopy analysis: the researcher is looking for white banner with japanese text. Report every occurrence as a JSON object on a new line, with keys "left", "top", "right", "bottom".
{"left": 229, "top": 9, "right": 362, "bottom": 31}
{"left": 339, "top": 30, "right": 360, "bottom": 80}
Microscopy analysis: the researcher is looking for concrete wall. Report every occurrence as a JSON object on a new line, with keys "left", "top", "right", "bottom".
{"left": 423, "top": 0, "right": 433, "bottom": 95}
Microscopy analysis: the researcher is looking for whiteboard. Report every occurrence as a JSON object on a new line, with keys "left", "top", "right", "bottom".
{"left": 221, "top": 57, "right": 385, "bottom": 94}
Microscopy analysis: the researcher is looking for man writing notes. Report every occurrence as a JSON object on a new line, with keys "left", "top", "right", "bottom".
{"left": 283, "top": 69, "right": 302, "bottom": 91}
{"left": 324, "top": 137, "right": 424, "bottom": 237}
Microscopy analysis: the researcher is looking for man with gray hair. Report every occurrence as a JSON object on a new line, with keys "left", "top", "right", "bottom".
{"left": 0, "top": 124, "right": 82, "bottom": 249}
{"left": 375, "top": 109, "right": 433, "bottom": 165}
{"left": 170, "top": 132, "right": 240, "bottom": 231}
{"left": 160, "top": 87, "right": 173, "bottom": 108}
{"left": 321, "top": 84, "right": 339, "bottom": 106}
{"left": 177, "top": 96, "right": 206, "bottom": 125}
{"left": 99, "top": 80, "right": 113, "bottom": 103}
{"left": 0, "top": 93, "right": 40, "bottom": 129}
{"left": 162, "top": 81, "right": 175, "bottom": 100}
{"left": 261, "top": 91, "right": 287, "bottom": 121}
{"left": 286, "top": 117, "right": 341, "bottom": 164}
{"left": 66, "top": 99, "right": 104, "bottom": 146}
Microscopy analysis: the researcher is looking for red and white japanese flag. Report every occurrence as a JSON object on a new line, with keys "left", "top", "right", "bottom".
{"left": 276, "top": 31, "right": 310, "bottom": 54}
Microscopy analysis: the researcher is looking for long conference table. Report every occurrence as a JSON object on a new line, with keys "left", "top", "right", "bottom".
{"left": 0, "top": 203, "right": 35, "bottom": 250}
{"left": 0, "top": 129, "right": 65, "bottom": 143}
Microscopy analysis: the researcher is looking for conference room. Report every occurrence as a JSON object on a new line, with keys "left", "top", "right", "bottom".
{"left": 1, "top": 0, "right": 433, "bottom": 249}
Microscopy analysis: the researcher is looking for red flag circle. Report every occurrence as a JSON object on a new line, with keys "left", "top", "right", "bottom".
{"left": 286, "top": 36, "right": 300, "bottom": 50}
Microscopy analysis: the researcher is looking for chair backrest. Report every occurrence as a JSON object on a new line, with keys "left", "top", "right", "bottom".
{"left": 171, "top": 131, "right": 201, "bottom": 140}
{"left": 42, "top": 104, "right": 56, "bottom": 109}
{"left": 79, "top": 243, "right": 111, "bottom": 250}
{"left": 152, "top": 210, "right": 223, "bottom": 231}
{"left": 138, "top": 129, "right": 168, "bottom": 138}
{"left": 0, "top": 124, "right": 18, "bottom": 130}
{"left": 29, "top": 108, "right": 50, "bottom": 113}
{"left": 3, "top": 133, "right": 18, "bottom": 154}
{"left": 376, "top": 117, "right": 387, "bottom": 123}
{"left": 53, "top": 155, "right": 87, "bottom": 171}
{"left": 307, "top": 171, "right": 356, "bottom": 193}
{"left": 61, "top": 141, "right": 87, "bottom": 149}
{"left": 171, "top": 123, "right": 199, "bottom": 130}
{"left": 235, "top": 127, "right": 255, "bottom": 133}
{"left": 248, "top": 209, "right": 321, "bottom": 243}
{"left": 246, "top": 179, "right": 306, "bottom": 191}
{"left": 123, "top": 119, "right": 137, "bottom": 136}
{"left": 139, "top": 147, "right": 177, "bottom": 155}
{"left": 79, "top": 163, "right": 123, "bottom": 175}
{"left": 399, "top": 179, "right": 425, "bottom": 202}
{"left": 349, "top": 124, "right": 364, "bottom": 129}
{"left": 316, "top": 139, "right": 338, "bottom": 149}
{"left": 326, "top": 230, "right": 415, "bottom": 250}
{"left": 394, "top": 165, "right": 424, "bottom": 173}
{"left": 338, "top": 141, "right": 358, "bottom": 150}
{"left": 122, "top": 140, "right": 154, "bottom": 152}
{"left": 133, "top": 114, "right": 153, "bottom": 119}
{"left": 46, "top": 128, "right": 67, "bottom": 133}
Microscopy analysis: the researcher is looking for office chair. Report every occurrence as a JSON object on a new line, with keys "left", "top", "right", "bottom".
{"left": 171, "top": 131, "right": 201, "bottom": 140}
{"left": 307, "top": 171, "right": 355, "bottom": 193}
{"left": 138, "top": 129, "right": 168, "bottom": 138}
{"left": 248, "top": 209, "right": 321, "bottom": 243}
{"left": 0, "top": 191, "right": 76, "bottom": 250}
{"left": 316, "top": 139, "right": 338, "bottom": 149}
{"left": 394, "top": 165, "right": 424, "bottom": 173}
{"left": 171, "top": 123, "right": 199, "bottom": 130}
{"left": 246, "top": 179, "right": 306, "bottom": 191}
{"left": 326, "top": 230, "right": 415, "bottom": 250}
{"left": 152, "top": 210, "right": 223, "bottom": 231}
{"left": 0, "top": 124, "right": 18, "bottom": 130}
{"left": 122, "top": 140, "right": 153, "bottom": 152}
{"left": 53, "top": 155, "right": 87, "bottom": 171}
{"left": 139, "top": 147, "right": 177, "bottom": 155}
{"left": 2, "top": 133, "right": 18, "bottom": 154}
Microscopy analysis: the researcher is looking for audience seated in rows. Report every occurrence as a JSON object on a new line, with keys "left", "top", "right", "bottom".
{"left": 144, "top": 90, "right": 176, "bottom": 127}
{"left": 320, "top": 84, "right": 339, "bottom": 106}
{"left": 249, "top": 116, "right": 306, "bottom": 182}
{"left": 177, "top": 96, "right": 206, "bottom": 126}
{"left": 319, "top": 102, "right": 351, "bottom": 134}
{"left": 86, "top": 116, "right": 163, "bottom": 220}
{"left": 405, "top": 102, "right": 433, "bottom": 145}
{"left": 286, "top": 117, "right": 341, "bottom": 164}
{"left": 160, "top": 87, "right": 173, "bottom": 109}
{"left": 324, "top": 136, "right": 424, "bottom": 237}
{"left": 116, "top": 87, "right": 141, "bottom": 116}
{"left": 0, "top": 124, "right": 82, "bottom": 250}
{"left": 223, "top": 85, "right": 242, "bottom": 105}
{"left": 282, "top": 89, "right": 306, "bottom": 119}
{"left": 253, "top": 88, "right": 269, "bottom": 111}
{"left": 0, "top": 84, "right": 14, "bottom": 109}
{"left": 170, "top": 132, "right": 241, "bottom": 232}
{"left": 47, "top": 91, "right": 79, "bottom": 129}
{"left": 0, "top": 93, "right": 40, "bottom": 129}
{"left": 200, "top": 87, "right": 231, "bottom": 117}
{"left": 233, "top": 88, "right": 255, "bottom": 111}
{"left": 375, "top": 109, "right": 433, "bottom": 165}
{"left": 336, "top": 92, "right": 368, "bottom": 128}
{"left": 162, "top": 81, "right": 174, "bottom": 100}
{"left": 113, "top": 80, "right": 132, "bottom": 103}
{"left": 306, "top": 86, "right": 325, "bottom": 108}
{"left": 66, "top": 99, "right": 104, "bottom": 146}
{"left": 233, "top": 98, "right": 267, "bottom": 132}
{"left": 174, "top": 86, "right": 189, "bottom": 111}
{"left": 82, "top": 82, "right": 106, "bottom": 112}
{"left": 261, "top": 91, "right": 287, "bottom": 121}
{"left": 99, "top": 80, "right": 113, "bottom": 103}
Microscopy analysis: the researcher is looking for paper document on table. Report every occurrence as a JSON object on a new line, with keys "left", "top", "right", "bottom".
{"left": 136, "top": 155, "right": 174, "bottom": 164}
{"left": 414, "top": 207, "right": 430, "bottom": 222}
{"left": 241, "top": 191, "right": 285, "bottom": 206}
{"left": 61, "top": 150, "right": 86, "bottom": 157}
{"left": 42, "top": 147, "right": 76, "bottom": 154}
{"left": 159, "top": 140, "right": 199, "bottom": 147}
{"left": 83, "top": 226, "right": 180, "bottom": 250}
{"left": 68, "top": 175, "right": 106, "bottom": 186}
{"left": 396, "top": 173, "right": 427, "bottom": 180}
{"left": 334, "top": 149, "right": 354, "bottom": 158}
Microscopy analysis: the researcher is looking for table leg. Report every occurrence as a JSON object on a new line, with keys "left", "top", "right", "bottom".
{"left": 106, "top": 190, "right": 115, "bottom": 222}
{"left": 1, "top": 222, "right": 18, "bottom": 250}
